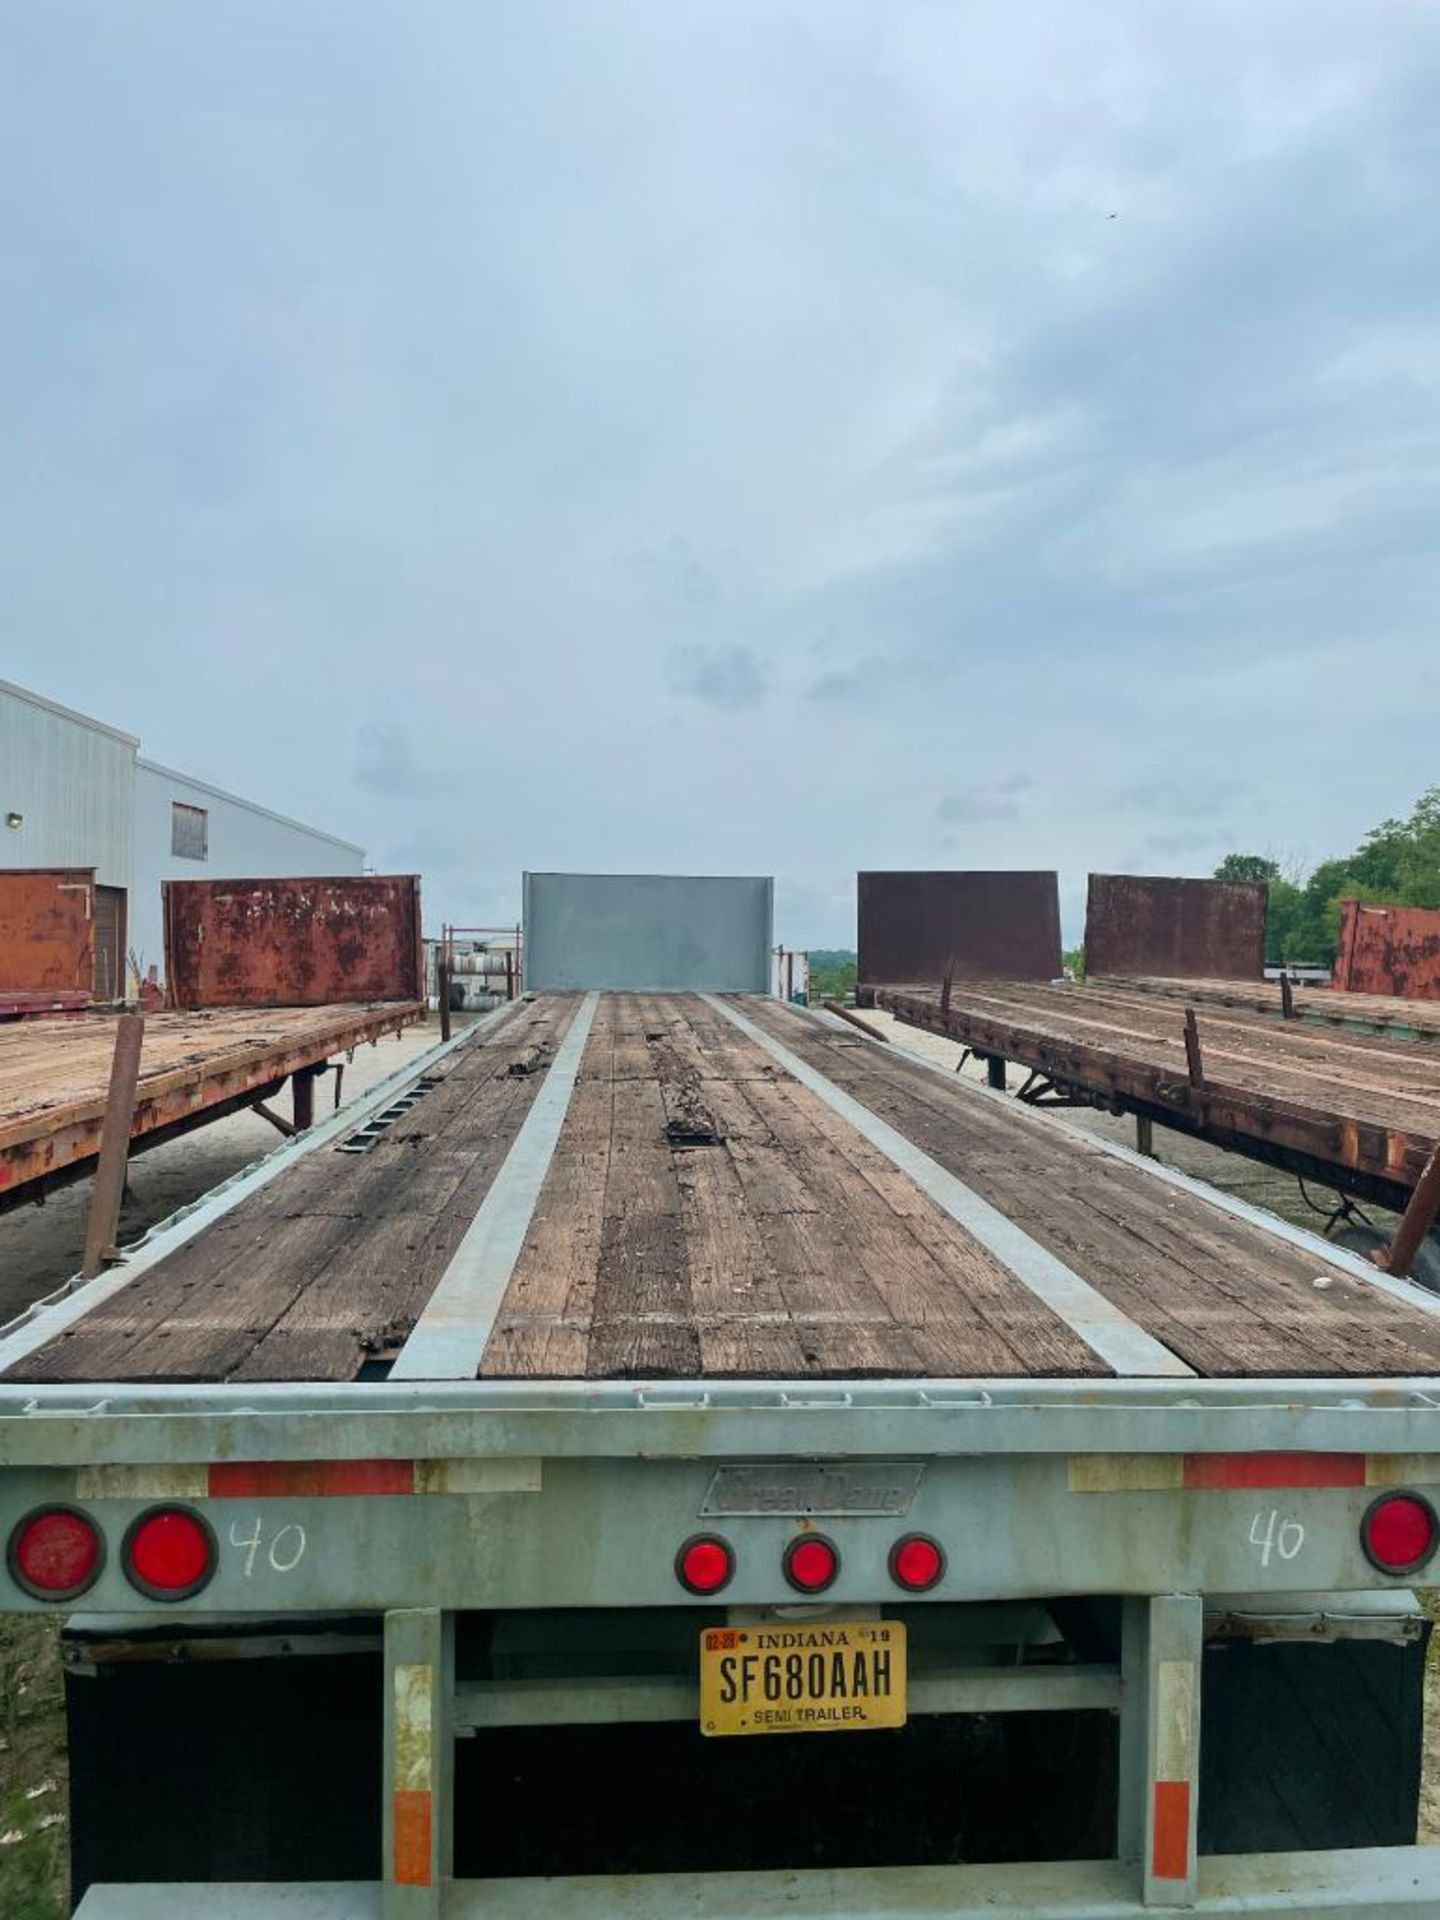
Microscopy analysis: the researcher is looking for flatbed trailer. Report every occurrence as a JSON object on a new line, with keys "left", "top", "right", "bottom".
{"left": 4, "top": 992, "right": 1440, "bottom": 1916}
{"left": 875, "top": 977, "right": 1440, "bottom": 1212}
{"left": 0, "top": 999, "right": 423, "bottom": 1209}
{"left": 1094, "top": 973, "right": 1440, "bottom": 1044}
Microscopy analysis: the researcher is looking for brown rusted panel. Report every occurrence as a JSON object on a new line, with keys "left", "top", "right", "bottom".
{"left": 1084, "top": 874, "right": 1266, "bottom": 981}
{"left": 1334, "top": 901, "right": 1440, "bottom": 1001}
{"left": 164, "top": 876, "right": 424, "bottom": 1008}
{"left": 0, "top": 868, "right": 96, "bottom": 995}
{"left": 857, "top": 871, "right": 1063, "bottom": 991}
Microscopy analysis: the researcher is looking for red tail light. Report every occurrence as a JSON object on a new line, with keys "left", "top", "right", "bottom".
{"left": 7, "top": 1506, "right": 104, "bottom": 1601}
{"left": 1361, "top": 1492, "right": 1438, "bottom": 1576}
{"left": 783, "top": 1535, "right": 839, "bottom": 1594}
{"left": 123, "top": 1506, "right": 217, "bottom": 1601}
{"left": 890, "top": 1534, "right": 945, "bottom": 1592}
{"left": 676, "top": 1534, "right": 734, "bottom": 1596}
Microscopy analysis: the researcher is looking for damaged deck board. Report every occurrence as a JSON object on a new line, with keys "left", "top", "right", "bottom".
{"left": 875, "top": 979, "right": 1440, "bottom": 1205}
{"left": 7, "top": 999, "right": 577, "bottom": 1384}
{"left": 10, "top": 994, "right": 1440, "bottom": 1387}
{"left": 0, "top": 1000, "right": 424, "bottom": 1205}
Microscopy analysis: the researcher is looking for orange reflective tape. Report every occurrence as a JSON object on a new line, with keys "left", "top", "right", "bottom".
{"left": 208, "top": 1460, "right": 416, "bottom": 1498}
{"left": 1152, "top": 1780, "right": 1191, "bottom": 1881}
{"left": 1183, "top": 1452, "right": 1365, "bottom": 1491}
{"left": 392, "top": 1788, "right": 433, "bottom": 1886}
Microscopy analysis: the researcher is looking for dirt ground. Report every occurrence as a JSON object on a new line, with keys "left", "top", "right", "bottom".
{"left": 1, "top": 1006, "right": 1436, "bottom": 1911}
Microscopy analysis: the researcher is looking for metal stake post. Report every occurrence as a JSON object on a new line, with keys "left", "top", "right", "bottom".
{"left": 81, "top": 1013, "right": 145, "bottom": 1279}
{"left": 1377, "top": 1140, "right": 1440, "bottom": 1279}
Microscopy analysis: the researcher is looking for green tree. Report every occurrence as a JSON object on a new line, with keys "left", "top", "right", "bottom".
{"left": 1213, "top": 854, "right": 1280, "bottom": 885}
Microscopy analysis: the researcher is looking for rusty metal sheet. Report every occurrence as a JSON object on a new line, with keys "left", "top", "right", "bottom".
{"left": 857, "top": 871, "right": 1062, "bottom": 996}
{"left": 0, "top": 868, "right": 95, "bottom": 995}
{"left": 1335, "top": 901, "right": 1440, "bottom": 1000}
{"left": 1084, "top": 874, "right": 1266, "bottom": 982}
{"left": 164, "top": 876, "right": 423, "bottom": 1009}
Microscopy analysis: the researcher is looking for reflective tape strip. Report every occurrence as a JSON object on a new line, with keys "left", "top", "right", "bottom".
{"left": 1151, "top": 1779, "right": 1192, "bottom": 1882}
{"left": 1152, "top": 1656, "right": 1195, "bottom": 1883}
{"left": 76, "top": 1465, "right": 209, "bottom": 1501}
{"left": 1184, "top": 1451, "right": 1365, "bottom": 1491}
{"left": 1368, "top": 1454, "right": 1440, "bottom": 1486}
{"left": 72, "top": 1459, "right": 544, "bottom": 1500}
{"left": 392, "top": 1792, "right": 433, "bottom": 1888}
{"left": 210, "top": 1460, "right": 415, "bottom": 1498}
{"left": 1070, "top": 1452, "right": 1374, "bottom": 1492}
{"left": 392, "top": 1660, "right": 435, "bottom": 1887}
{"left": 702, "top": 995, "right": 1193, "bottom": 1379}
{"left": 392, "top": 992, "right": 600, "bottom": 1381}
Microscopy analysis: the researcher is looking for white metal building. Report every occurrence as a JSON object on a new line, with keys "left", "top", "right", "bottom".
{"left": 0, "top": 678, "right": 365, "bottom": 993}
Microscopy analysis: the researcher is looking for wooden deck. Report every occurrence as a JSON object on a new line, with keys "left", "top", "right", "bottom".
{"left": 0, "top": 1001, "right": 422, "bottom": 1205}
{"left": 11, "top": 993, "right": 1440, "bottom": 1387}
{"left": 876, "top": 979, "right": 1440, "bottom": 1211}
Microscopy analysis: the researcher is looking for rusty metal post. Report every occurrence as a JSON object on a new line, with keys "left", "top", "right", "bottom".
{"left": 1375, "top": 1141, "right": 1440, "bottom": 1279}
{"left": 987, "top": 1055, "right": 1007, "bottom": 1091}
{"left": 81, "top": 1014, "right": 145, "bottom": 1279}
{"left": 1280, "top": 972, "right": 1296, "bottom": 1020}
{"left": 438, "top": 943, "right": 452, "bottom": 1044}
{"left": 1136, "top": 1114, "right": 1155, "bottom": 1158}
{"left": 292, "top": 1066, "right": 318, "bottom": 1132}
{"left": 1183, "top": 1010, "right": 1205, "bottom": 1087}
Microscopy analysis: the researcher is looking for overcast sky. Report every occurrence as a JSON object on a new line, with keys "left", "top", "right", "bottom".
{"left": 4, "top": 2, "right": 1438, "bottom": 945}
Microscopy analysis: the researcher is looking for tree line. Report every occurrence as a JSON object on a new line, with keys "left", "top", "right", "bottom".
{"left": 1216, "top": 787, "right": 1440, "bottom": 965}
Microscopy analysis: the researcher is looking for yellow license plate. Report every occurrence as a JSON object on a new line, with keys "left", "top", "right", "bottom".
{"left": 699, "top": 1619, "right": 906, "bottom": 1737}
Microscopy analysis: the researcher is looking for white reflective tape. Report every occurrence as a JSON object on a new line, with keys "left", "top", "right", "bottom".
{"left": 1155, "top": 1659, "right": 1196, "bottom": 1782}
{"left": 415, "top": 1458, "right": 543, "bottom": 1494}
{"left": 75, "top": 1464, "right": 209, "bottom": 1501}
{"left": 393, "top": 1663, "right": 434, "bottom": 1792}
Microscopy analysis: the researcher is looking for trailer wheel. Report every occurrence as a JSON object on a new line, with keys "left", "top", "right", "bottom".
{"left": 1330, "top": 1221, "right": 1440, "bottom": 1293}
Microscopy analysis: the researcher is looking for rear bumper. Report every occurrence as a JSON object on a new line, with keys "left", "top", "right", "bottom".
{"left": 72, "top": 1851, "right": 1440, "bottom": 1919}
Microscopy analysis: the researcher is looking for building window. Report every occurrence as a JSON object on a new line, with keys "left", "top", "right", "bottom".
{"left": 171, "top": 801, "right": 209, "bottom": 860}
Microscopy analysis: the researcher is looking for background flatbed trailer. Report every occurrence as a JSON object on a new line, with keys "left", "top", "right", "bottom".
{"left": 874, "top": 978, "right": 1440, "bottom": 1213}
{"left": 5, "top": 992, "right": 1440, "bottom": 1917}
{"left": 1094, "top": 973, "right": 1440, "bottom": 1044}
{"left": 0, "top": 1000, "right": 423, "bottom": 1211}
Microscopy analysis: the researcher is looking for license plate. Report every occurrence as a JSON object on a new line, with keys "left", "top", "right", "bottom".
{"left": 699, "top": 1619, "right": 906, "bottom": 1736}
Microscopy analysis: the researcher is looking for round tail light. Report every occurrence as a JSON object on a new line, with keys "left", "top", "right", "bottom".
{"left": 890, "top": 1533, "right": 945, "bottom": 1592}
{"left": 7, "top": 1506, "right": 104, "bottom": 1601}
{"left": 783, "top": 1535, "right": 840, "bottom": 1594}
{"left": 123, "top": 1506, "right": 217, "bottom": 1601}
{"left": 676, "top": 1534, "right": 734, "bottom": 1596}
{"left": 1361, "top": 1492, "right": 1438, "bottom": 1576}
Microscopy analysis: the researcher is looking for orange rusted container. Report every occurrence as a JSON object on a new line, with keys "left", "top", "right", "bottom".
{"left": 164, "top": 875, "right": 424, "bottom": 1009}
{"left": 1335, "top": 900, "right": 1440, "bottom": 1000}
{"left": 0, "top": 867, "right": 96, "bottom": 993}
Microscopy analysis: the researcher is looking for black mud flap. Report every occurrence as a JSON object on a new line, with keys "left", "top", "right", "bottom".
{"left": 1200, "top": 1630, "right": 1430, "bottom": 1852}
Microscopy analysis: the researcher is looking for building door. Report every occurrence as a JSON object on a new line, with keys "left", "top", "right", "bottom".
{"left": 94, "top": 887, "right": 127, "bottom": 1002}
